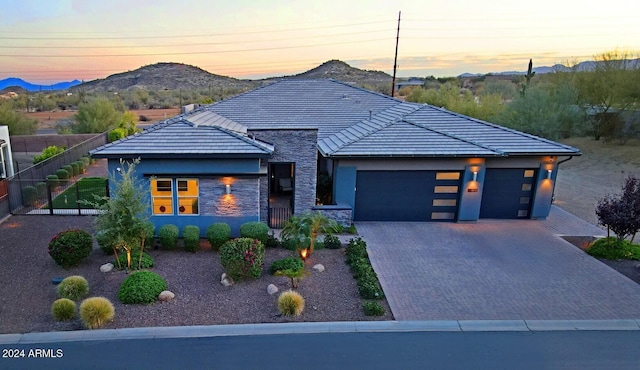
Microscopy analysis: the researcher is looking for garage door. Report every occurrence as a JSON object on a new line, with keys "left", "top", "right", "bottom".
{"left": 354, "top": 171, "right": 461, "bottom": 221}
{"left": 479, "top": 168, "right": 536, "bottom": 219}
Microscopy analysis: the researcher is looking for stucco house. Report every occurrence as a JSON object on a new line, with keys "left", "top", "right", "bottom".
{"left": 90, "top": 79, "right": 580, "bottom": 236}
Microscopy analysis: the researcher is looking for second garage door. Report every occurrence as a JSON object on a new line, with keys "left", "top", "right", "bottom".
{"left": 354, "top": 171, "right": 460, "bottom": 221}
{"left": 479, "top": 168, "right": 537, "bottom": 219}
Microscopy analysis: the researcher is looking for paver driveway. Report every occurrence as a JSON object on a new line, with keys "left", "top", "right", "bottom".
{"left": 357, "top": 207, "right": 640, "bottom": 320}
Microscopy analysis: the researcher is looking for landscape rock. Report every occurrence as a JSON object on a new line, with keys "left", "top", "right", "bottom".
{"left": 100, "top": 263, "right": 114, "bottom": 273}
{"left": 267, "top": 284, "right": 278, "bottom": 295}
{"left": 313, "top": 264, "right": 325, "bottom": 272}
{"left": 158, "top": 290, "right": 175, "bottom": 301}
{"left": 221, "top": 273, "right": 234, "bottom": 287}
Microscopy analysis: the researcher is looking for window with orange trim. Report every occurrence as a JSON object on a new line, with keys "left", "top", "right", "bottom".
{"left": 177, "top": 179, "right": 199, "bottom": 215}
{"left": 151, "top": 178, "right": 173, "bottom": 215}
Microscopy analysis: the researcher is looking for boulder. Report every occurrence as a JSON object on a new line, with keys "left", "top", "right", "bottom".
{"left": 100, "top": 263, "right": 114, "bottom": 273}
{"left": 158, "top": 290, "right": 175, "bottom": 301}
{"left": 221, "top": 273, "right": 234, "bottom": 286}
{"left": 313, "top": 264, "right": 325, "bottom": 272}
{"left": 267, "top": 284, "right": 278, "bottom": 295}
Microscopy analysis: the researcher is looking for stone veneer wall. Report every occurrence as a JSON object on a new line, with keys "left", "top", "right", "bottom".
{"left": 200, "top": 177, "right": 259, "bottom": 217}
{"left": 250, "top": 129, "right": 318, "bottom": 223}
{"left": 311, "top": 205, "right": 353, "bottom": 227}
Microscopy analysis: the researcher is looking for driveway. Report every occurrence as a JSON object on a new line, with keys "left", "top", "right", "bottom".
{"left": 357, "top": 206, "right": 640, "bottom": 320}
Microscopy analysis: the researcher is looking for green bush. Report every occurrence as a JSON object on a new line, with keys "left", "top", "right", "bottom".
{"left": 62, "top": 165, "right": 74, "bottom": 178}
{"left": 158, "top": 224, "right": 179, "bottom": 250}
{"left": 95, "top": 230, "right": 113, "bottom": 255}
{"left": 75, "top": 160, "right": 85, "bottom": 173}
{"left": 207, "top": 223, "right": 230, "bottom": 251}
{"left": 587, "top": 237, "right": 640, "bottom": 260}
{"left": 82, "top": 156, "right": 90, "bottom": 167}
{"left": 270, "top": 257, "right": 304, "bottom": 275}
{"left": 118, "top": 271, "right": 167, "bottom": 304}
{"left": 220, "top": 238, "right": 265, "bottom": 280}
{"left": 46, "top": 174, "right": 59, "bottom": 189}
{"left": 357, "top": 276, "right": 385, "bottom": 300}
{"left": 345, "top": 237, "right": 368, "bottom": 264}
{"left": 323, "top": 234, "right": 342, "bottom": 249}
{"left": 33, "top": 145, "right": 66, "bottom": 164}
{"left": 51, "top": 298, "right": 77, "bottom": 321}
{"left": 36, "top": 182, "right": 48, "bottom": 197}
{"left": 114, "top": 250, "right": 154, "bottom": 270}
{"left": 70, "top": 162, "right": 80, "bottom": 177}
{"left": 265, "top": 232, "right": 281, "bottom": 249}
{"left": 351, "top": 258, "right": 375, "bottom": 279}
{"left": 183, "top": 225, "right": 200, "bottom": 253}
{"left": 363, "top": 301, "right": 385, "bottom": 316}
{"left": 239, "top": 221, "right": 269, "bottom": 245}
{"left": 142, "top": 221, "right": 155, "bottom": 248}
{"left": 281, "top": 236, "right": 300, "bottom": 251}
{"left": 80, "top": 297, "right": 114, "bottom": 329}
{"left": 109, "top": 128, "right": 127, "bottom": 142}
{"left": 48, "top": 229, "right": 93, "bottom": 268}
{"left": 278, "top": 290, "right": 305, "bottom": 316}
{"left": 57, "top": 275, "right": 89, "bottom": 301}
{"left": 56, "top": 168, "right": 70, "bottom": 181}
{"left": 22, "top": 186, "right": 38, "bottom": 207}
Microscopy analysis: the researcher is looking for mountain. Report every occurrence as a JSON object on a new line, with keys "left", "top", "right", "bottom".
{"left": 73, "top": 62, "right": 256, "bottom": 92}
{"left": 458, "top": 58, "right": 640, "bottom": 78}
{"left": 269, "top": 59, "right": 392, "bottom": 85}
{"left": 0, "top": 78, "right": 81, "bottom": 92}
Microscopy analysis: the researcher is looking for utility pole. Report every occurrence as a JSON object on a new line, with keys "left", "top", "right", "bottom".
{"left": 390, "top": 11, "right": 401, "bottom": 97}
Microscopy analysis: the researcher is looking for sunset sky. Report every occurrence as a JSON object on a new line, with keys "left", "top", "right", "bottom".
{"left": 1, "top": 0, "right": 638, "bottom": 84}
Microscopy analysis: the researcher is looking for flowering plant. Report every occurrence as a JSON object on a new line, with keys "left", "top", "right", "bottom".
{"left": 219, "top": 238, "right": 265, "bottom": 280}
{"left": 48, "top": 229, "right": 93, "bottom": 268}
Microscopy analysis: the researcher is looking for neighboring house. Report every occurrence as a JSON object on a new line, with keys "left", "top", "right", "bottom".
{"left": 0, "top": 126, "right": 15, "bottom": 179}
{"left": 91, "top": 79, "right": 580, "bottom": 236}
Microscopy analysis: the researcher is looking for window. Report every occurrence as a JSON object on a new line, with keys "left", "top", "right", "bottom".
{"left": 151, "top": 178, "right": 173, "bottom": 215}
{"left": 436, "top": 172, "right": 460, "bottom": 180}
{"left": 177, "top": 179, "right": 199, "bottom": 215}
{"left": 434, "top": 186, "right": 459, "bottom": 193}
{"left": 523, "top": 170, "right": 535, "bottom": 178}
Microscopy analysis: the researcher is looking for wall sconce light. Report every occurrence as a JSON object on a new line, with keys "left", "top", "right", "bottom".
{"left": 546, "top": 169, "right": 552, "bottom": 179}
{"left": 225, "top": 184, "right": 231, "bottom": 194}
{"left": 472, "top": 171, "right": 478, "bottom": 182}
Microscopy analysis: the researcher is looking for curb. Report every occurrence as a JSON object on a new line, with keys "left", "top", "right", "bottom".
{"left": 2, "top": 319, "right": 640, "bottom": 345}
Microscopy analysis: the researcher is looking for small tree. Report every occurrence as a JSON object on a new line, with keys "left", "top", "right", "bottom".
{"left": 596, "top": 175, "right": 640, "bottom": 243}
{"left": 280, "top": 211, "right": 338, "bottom": 256}
{"left": 89, "top": 159, "right": 150, "bottom": 270}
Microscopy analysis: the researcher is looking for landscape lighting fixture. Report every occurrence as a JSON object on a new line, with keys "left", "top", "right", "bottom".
{"left": 472, "top": 171, "right": 478, "bottom": 182}
{"left": 546, "top": 169, "right": 552, "bottom": 179}
{"left": 225, "top": 184, "right": 231, "bottom": 194}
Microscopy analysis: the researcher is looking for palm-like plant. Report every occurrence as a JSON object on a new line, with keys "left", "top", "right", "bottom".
{"left": 280, "top": 211, "right": 338, "bottom": 256}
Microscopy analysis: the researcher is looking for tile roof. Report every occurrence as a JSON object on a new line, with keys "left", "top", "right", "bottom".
{"left": 90, "top": 118, "right": 273, "bottom": 159}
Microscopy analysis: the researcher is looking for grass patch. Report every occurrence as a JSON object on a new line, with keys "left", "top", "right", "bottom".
{"left": 49, "top": 177, "right": 107, "bottom": 209}
{"left": 586, "top": 237, "right": 640, "bottom": 260}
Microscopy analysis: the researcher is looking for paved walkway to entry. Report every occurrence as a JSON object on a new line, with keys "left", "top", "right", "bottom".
{"left": 357, "top": 206, "right": 640, "bottom": 321}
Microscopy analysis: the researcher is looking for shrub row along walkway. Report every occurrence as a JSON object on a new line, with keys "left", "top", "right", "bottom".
{"left": 357, "top": 207, "right": 640, "bottom": 321}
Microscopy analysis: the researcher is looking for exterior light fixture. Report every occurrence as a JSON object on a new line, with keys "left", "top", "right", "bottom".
{"left": 546, "top": 169, "right": 552, "bottom": 179}
{"left": 299, "top": 248, "right": 308, "bottom": 261}
{"left": 225, "top": 184, "right": 231, "bottom": 194}
{"left": 472, "top": 171, "right": 478, "bottom": 182}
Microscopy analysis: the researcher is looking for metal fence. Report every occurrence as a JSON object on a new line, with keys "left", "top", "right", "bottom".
{"left": 7, "top": 133, "right": 108, "bottom": 214}
{"left": 268, "top": 207, "right": 292, "bottom": 229}
{"left": 8, "top": 177, "right": 108, "bottom": 215}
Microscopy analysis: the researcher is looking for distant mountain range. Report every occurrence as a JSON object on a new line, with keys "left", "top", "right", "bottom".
{"left": 0, "top": 77, "right": 81, "bottom": 92}
{"left": 458, "top": 58, "right": 640, "bottom": 78}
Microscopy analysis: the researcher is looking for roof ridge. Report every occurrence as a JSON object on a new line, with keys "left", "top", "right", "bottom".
{"left": 429, "top": 105, "right": 580, "bottom": 153}
{"left": 212, "top": 125, "right": 273, "bottom": 153}
{"left": 320, "top": 103, "right": 419, "bottom": 154}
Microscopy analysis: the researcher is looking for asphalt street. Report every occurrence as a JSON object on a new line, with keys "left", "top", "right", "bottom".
{"left": 3, "top": 330, "right": 640, "bottom": 370}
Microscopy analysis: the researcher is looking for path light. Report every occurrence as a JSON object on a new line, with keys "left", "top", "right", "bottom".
{"left": 299, "top": 248, "right": 308, "bottom": 261}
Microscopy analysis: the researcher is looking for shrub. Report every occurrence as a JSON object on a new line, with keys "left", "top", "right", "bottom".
{"left": 95, "top": 230, "right": 113, "bottom": 255}
{"left": 82, "top": 156, "right": 90, "bottom": 167}
{"left": 239, "top": 221, "right": 269, "bottom": 245}
{"left": 207, "top": 223, "right": 230, "bottom": 251}
{"left": 48, "top": 229, "right": 93, "bottom": 268}
{"left": 51, "top": 298, "right": 76, "bottom": 321}
{"left": 270, "top": 257, "right": 304, "bottom": 275}
{"left": 70, "top": 162, "right": 80, "bottom": 177}
{"left": 183, "top": 225, "right": 200, "bottom": 253}
{"left": 351, "top": 258, "right": 375, "bottom": 279}
{"left": 108, "top": 128, "right": 127, "bottom": 142}
{"left": 220, "top": 238, "right": 265, "bottom": 280}
{"left": 357, "top": 276, "right": 385, "bottom": 300}
{"left": 46, "top": 174, "right": 59, "bottom": 189}
{"left": 363, "top": 301, "right": 385, "bottom": 316}
{"left": 158, "top": 224, "right": 179, "bottom": 250}
{"left": 57, "top": 275, "right": 89, "bottom": 301}
{"left": 346, "top": 224, "right": 357, "bottom": 234}
{"left": 36, "top": 182, "right": 48, "bottom": 197}
{"left": 142, "top": 221, "right": 155, "bottom": 248}
{"left": 114, "top": 250, "right": 154, "bottom": 270}
{"left": 265, "top": 232, "right": 281, "bottom": 249}
{"left": 281, "top": 236, "right": 300, "bottom": 251}
{"left": 345, "top": 237, "right": 368, "bottom": 265}
{"left": 33, "top": 145, "right": 65, "bottom": 164}
{"left": 587, "top": 237, "right": 640, "bottom": 260}
{"left": 79, "top": 297, "right": 115, "bottom": 329}
{"left": 118, "top": 271, "right": 167, "bottom": 304}
{"left": 62, "top": 165, "right": 73, "bottom": 178}
{"left": 56, "top": 168, "right": 70, "bottom": 181}
{"left": 22, "top": 186, "right": 38, "bottom": 207}
{"left": 75, "top": 160, "right": 85, "bottom": 173}
{"left": 323, "top": 234, "right": 342, "bottom": 249}
{"left": 277, "top": 290, "right": 305, "bottom": 316}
